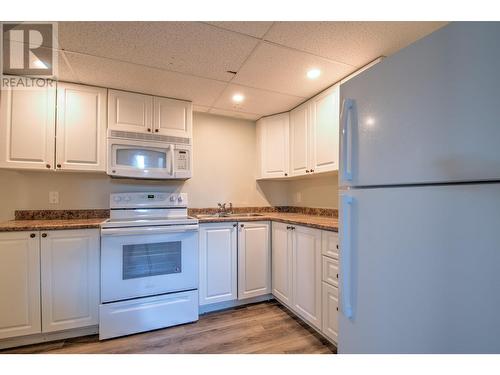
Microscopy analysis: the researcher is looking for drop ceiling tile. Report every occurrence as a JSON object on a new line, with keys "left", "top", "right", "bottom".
{"left": 213, "top": 83, "right": 304, "bottom": 116}
{"left": 64, "top": 52, "right": 227, "bottom": 107}
{"left": 204, "top": 22, "right": 274, "bottom": 38}
{"left": 265, "top": 21, "right": 448, "bottom": 67}
{"left": 233, "top": 42, "right": 354, "bottom": 97}
{"left": 58, "top": 22, "right": 258, "bottom": 81}
{"left": 209, "top": 108, "right": 261, "bottom": 121}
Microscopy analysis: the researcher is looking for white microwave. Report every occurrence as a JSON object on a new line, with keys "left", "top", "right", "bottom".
{"left": 107, "top": 130, "right": 192, "bottom": 180}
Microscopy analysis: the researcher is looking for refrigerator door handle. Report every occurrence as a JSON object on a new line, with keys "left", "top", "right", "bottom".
{"left": 341, "top": 99, "right": 354, "bottom": 181}
{"left": 340, "top": 194, "right": 354, "bottom": 319}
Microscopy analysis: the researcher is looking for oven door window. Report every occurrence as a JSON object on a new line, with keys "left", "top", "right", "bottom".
{"left": 115, "top": 148, "right": 167, "bottom": 169}
{"left": 122, "top": 241, "right": 181, "bottom": 280}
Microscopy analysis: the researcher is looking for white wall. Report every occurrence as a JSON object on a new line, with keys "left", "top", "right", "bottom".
{"left": 0, "top": 112, "right": 288, "bottom": 221}
{"left": 287, "top": 174, "right": 338, "bottom": 209}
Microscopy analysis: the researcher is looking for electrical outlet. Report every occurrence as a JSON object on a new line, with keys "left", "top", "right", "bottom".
{"left": 49, "top": 191, "right": 59, "bottom": 204}
{"left": 295, "top": 192, "right": 302, "bottom": 203}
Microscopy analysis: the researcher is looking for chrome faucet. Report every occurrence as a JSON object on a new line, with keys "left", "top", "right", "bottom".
{"left": 217, "top": 202, "right": 233, "bottom": 216}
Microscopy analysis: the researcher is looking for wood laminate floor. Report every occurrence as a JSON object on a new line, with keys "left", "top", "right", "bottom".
{"left": 1, "top": 301, "right": 337, "bottom": 354}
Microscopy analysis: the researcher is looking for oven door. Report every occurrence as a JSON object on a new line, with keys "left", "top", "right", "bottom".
{"left": 100, "top": 225, "right": 198, "bottom": 303}
{"left": 107, "top": 138, "right": 174, "bottom": 179}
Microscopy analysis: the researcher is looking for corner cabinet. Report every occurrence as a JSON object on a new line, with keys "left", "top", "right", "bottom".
{"left": 256, "top": 83, "right": 340, "bottom": 180}
{"left": 0, "top": 229, "right": 100, "bottom": 341}
{"left": 256, "top": 113, "right": 290, "bottom": 179}
{"left": 109, "top": 89, "right": 193, "bottom": 138}
{"left": 56, "top": 83, "right": 107, "bottom": 171}
{"left": 199, "top": 223, "right": 238, "bottom": 305}
{"left": 0, "top": 76, "right": 56, "bottom": 170}
{"left": 238, "top": 221, "right": 271, "bottom": 300}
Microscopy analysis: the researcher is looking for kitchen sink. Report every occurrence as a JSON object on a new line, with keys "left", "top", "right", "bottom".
{"left": 196, "top": 213, "right": 264, "bottom": 219}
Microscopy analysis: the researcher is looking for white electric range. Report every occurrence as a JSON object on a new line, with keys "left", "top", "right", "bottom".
{"left": 99, "top": 192, "right": 199, "bottom": 340}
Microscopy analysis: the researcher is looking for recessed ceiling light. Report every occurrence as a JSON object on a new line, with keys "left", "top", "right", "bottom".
{"left": 307, "top": 68, "right": 321, "bottom": 80}
{"left": 232, "top": 93, "right": 244, "bottom": 103}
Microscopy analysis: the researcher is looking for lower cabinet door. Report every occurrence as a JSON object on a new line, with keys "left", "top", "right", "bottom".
{"left": 199, "top": 223, "right": 238, "bottom": 305}
{"left": 40, "top": 229, "right": 100, "bottom": 332}
{"left": 322, "top": 282, "right": 339, "bottom": 343}
{"left": 271, "top": 222, "right": 292, "bottom": 306}
{"left": 292, "top": 225, "right": 322, "bottom": 329}
{"left": 0, "top": 231, "right": 41, "bottom": 339}
{"left": 238, "top": 221, "right": 271, "bottom": 300}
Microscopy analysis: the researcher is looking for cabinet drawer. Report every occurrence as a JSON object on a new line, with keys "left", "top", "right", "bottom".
{"left": 322, "top": 231, "right": 338, "bottom": 259}
{"left": 322, "top": 256, "right": 338, "bottom": 287}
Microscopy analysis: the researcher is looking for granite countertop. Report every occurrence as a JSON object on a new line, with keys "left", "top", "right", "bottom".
{"left": 195, "top": 212, "right": 338, "bottom": 232}
{"left": 0, "top": 218, "right": 108, "bottom": 232}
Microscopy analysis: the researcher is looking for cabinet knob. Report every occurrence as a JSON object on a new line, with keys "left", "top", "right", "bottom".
{"left": 310, "top": 169, "right": 314, "bottom": 172}
{"left": 240, "top": 224, "right": 244, "bottom": 228}
{"left": 155, "top": 129, "right": 159, "bottom": 133}
{"left": 147, "top": 128, "right": 152, "bottom": 132}
{"left": 291, "top": 226, "right": 295, "bottom": 230}
{"left": 286, "top": 226, "right": 291, "bottom": 230}
{"left": 41, "top": 233, "right": 47, "bottom": 238}
{"left": 45, "top": 164, "right": 51, "bottom": 169}
{"left": 30, "top": 233, "right": 36, "bottom": 238}
{"left": 336, "top": 307, "right": 339, "bottom": 311}
{"left": 336, "top": 244, "right": 339, "bottom": 249}
{"left": 284, "top": 173, "right": 288, "bottom": 176}
{"left": 306, "top": 170, "right": 310, "bottom": 173}
{"left": 336, "top": 273, "right": 338, "bottom": 279}
{"left": 56, "top": 164, "right": 61, "bottom": 168}
{"left": 233, "top": 223, "right": 237, "bottom": 227}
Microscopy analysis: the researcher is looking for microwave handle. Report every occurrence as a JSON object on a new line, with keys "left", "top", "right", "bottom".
{"left": 169, "top": 144, "right": 175, "bottom": 177}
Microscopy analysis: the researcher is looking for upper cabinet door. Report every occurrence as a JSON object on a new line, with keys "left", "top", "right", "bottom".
{"left": 257, "top": 113, "right": 290, "bottom": 179}
{"left": 153, "top": 97, "right": 192, "bottom": 138}
{"left": 108, "top": 89, "right": 153, "bottom": 133}
{"left": 56, "top": 83, "right": 107, "bottom": 172}
{"left": 0, "top": 231, "right": 41, "bottom": 339}
{"left": 40, "top": 229, "right": 100, "bottom": 333}
{"left": 290, "top": 102, "right": 310, "bottom": 177}
{"left": 0, "top": 77, "right": 55, "bottom": 170}
{"left": 310, "top": 84, "right": 339, "bottom": 174}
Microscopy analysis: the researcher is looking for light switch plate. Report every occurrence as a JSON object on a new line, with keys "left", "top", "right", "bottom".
{"left": 49, "top": 191, "right": 59, "bottom": 204}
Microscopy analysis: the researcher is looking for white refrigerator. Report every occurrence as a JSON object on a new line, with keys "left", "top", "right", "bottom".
{"left": 338, "top": 22, "right": 500, "bottom": 353}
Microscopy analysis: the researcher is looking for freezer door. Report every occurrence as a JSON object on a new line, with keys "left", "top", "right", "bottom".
{"left": 340, "top": 22, "right": 500, "bottom": 187}
{"left": 339, "top": 184, "right": 500, "bottom": 353}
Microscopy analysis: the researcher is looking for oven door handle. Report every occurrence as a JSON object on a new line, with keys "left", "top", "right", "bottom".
{"left": 101, "top": 224, "right": 199, "bottom": 237}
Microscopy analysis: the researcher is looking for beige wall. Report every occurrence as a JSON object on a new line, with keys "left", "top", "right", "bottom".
{"left": 287, "top": 174, "right": 338, "bottom": 209}
{"left": 0, "top": 112, "right": 337, "bottom": 221}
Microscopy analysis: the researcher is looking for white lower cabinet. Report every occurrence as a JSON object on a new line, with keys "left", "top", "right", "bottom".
{"left": 322, "top": 282, "right": 339, "bottom": 342}
{"left": 0, "top": 229, "right": 100, "bottom": 341}
{"left": 40, "top": 229, "right": 100, "bottom": 332}
{"left": 199, "top": 223, "right": 238, "bottom": 305}
{"left": 271, "top": 222, "right": 292, "bottom": 306}
{"left": 238, "top": 221, "right": 271, "bottom": 300}
{"left": 0, "top": 232, "right": 41, "bottom": 339}
{"left": 292, "top": 225, "right": 322, "bottom": 329}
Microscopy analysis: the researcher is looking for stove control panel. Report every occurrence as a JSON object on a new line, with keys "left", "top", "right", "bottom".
{"left": 110, "top": 192, "right": 188, "bottom": 208}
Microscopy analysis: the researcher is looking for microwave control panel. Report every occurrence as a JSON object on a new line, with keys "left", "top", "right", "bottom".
{"left": 175, "top": 149, "right": 190, "bottom": 171}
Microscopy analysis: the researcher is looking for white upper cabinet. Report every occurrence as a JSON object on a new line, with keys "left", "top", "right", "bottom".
{"left": 40, "top": 229, "right": 100, "bottom": 332}
{"left": 289, "top": 102, "right": 310, "bottom": 176}
{"left": 310, "top": 84, "right": 339, "bottom": 174}
{"left": 153, "top": 97, "right": 192, "bottom": 138}
{"left": 257, "top": 113, "right": 290, "bottom": 179}
{"left": 56, "top": 83, "right": 107, "bottom": 171}
{"left": 271, "top": 222, "right": 293, "bottom": 306}
{"left": 108, "top": 89, "right": 153, "bottom": 133}
{"left": 292, "top": 225, "right": 322, "bottom": 329}
{"left": 238, "top": 221, "right": 271, "bottom": 300}
{"left": 0, "top": 77, "right": 56, "bottom": 170}
{"left": 199, "top": 223, "right": 238, "bottom": 306}
{"left": 0, "top": 231, "right": 41, "bottom": 339}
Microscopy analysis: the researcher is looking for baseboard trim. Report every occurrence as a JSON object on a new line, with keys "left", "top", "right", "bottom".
{"left": 0, "top": 325, "right": 99, "bottom": 350}
{"left": 199, "top": 294, "right": 274, "bottom": 314}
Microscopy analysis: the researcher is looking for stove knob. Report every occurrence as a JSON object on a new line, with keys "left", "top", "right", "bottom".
{"left": 114, "top": 196, "right": 122, "bottom": 202}
{"left": 124, "top": 196, "right": 131, "bottom": 202}
{"left": 170, "top": 195, "right": 176, "bottom": 202}
{"left": 177, "top": 196, "right": 183, "bottom": 203}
